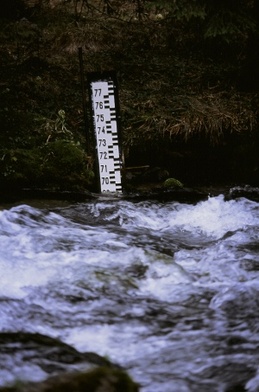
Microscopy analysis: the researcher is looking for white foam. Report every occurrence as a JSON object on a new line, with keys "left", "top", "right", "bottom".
{"left": 106, "top": 196, "right": 259, "bottom": 239}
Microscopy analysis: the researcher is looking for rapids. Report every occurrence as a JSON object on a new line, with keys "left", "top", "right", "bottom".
{"left": 1, "top": 193, "right": 259, "bottom": 391}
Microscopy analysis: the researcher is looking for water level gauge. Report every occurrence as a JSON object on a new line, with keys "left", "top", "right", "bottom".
{"left": 88, "top": 72, "right": 122, "bottom": 193}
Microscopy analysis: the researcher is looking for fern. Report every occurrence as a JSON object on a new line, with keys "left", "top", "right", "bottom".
{"left": 205, "top": 9, "right": 257, "bottom": 42}
{"left": 146, "top": 0, "right": 206, "bottom": 21}
{"left": 146, "top": 0, "right": 257, "bottom": 44}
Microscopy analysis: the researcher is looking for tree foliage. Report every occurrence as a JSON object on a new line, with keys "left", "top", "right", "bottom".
{"left": 146, "top": 0, "right": 258, "bottom": 40}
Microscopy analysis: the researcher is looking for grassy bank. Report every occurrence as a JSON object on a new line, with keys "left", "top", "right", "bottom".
{"left": 0, "top": 0, "right": 258, "bottom": 191}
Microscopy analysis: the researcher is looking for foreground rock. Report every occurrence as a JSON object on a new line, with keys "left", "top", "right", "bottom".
{"left": 0, "top": 366, "right": 139, "bottom": 392}
{"left": 0, "top": 332, "right": 138, "bottom": 391}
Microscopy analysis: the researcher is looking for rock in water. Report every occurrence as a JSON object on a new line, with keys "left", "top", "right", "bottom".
{"left": 0, "top": 366, "right": 139, "bottom": 392}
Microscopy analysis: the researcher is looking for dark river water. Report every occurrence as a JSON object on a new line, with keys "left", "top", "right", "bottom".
{"left": 1, "top": 191, "right": 259, "bottom": 391}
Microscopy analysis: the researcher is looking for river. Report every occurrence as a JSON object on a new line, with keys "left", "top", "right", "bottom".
{"left": 1, "top": 190, "right": 259, "bottom": 391}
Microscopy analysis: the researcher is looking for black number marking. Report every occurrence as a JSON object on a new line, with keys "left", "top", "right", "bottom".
{"left": 100, "top": 151, "right": 108, "bottom": 159}
{"left": 97, "top": 126, "right": 106, "bottom": 134}
{"left": 97, "top": 114, "right": 104, "bottom": 122}
{"left": 101, "top": 177, "right": 109, "bottom": 185}
{"left": 94, "top": 89, "right": 102, "bottom": 97}
{"left": 95, "top": 102, "right": 104, "bottom": 109}
{"left": 98, "top": 139, "right": 107, "bottom": 147}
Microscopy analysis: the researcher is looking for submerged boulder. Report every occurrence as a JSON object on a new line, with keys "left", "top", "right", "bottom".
{"left": 226, "top": 185, "right": 259, "bottom": 202}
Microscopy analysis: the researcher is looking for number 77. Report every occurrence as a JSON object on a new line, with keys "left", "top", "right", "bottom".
{"left": 94, "top": 89, "right": 102, "bottom": 97}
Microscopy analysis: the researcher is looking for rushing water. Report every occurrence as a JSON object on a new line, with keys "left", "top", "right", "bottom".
{"left": 1, "top": 192, "right": 259, "bottom": 391}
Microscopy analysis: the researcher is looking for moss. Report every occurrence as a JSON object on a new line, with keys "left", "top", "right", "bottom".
{"left": 163, "top": 177, "right": 184, "bottom": 188}
{"left": 0, "top": 148, "right": 43, "bottom": 186}
{"left": 41, "top": 140, "right": 92, "bottom": 186}
{"left": 0, "top": 141, "right": 94, "bottom": 190}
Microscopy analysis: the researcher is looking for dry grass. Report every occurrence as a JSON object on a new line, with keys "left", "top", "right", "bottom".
{"left": 160, "top": 93, "right": 256, "bottom": 144}
{"left": 8, "top": 0, "right": 259, "bottom": 148}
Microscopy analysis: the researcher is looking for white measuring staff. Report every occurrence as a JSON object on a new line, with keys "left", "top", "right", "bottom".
{"left": 90, "top": 78, "right": 122, "bottom": 193}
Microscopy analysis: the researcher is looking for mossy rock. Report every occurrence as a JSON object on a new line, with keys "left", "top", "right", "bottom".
{"left": 1, "top": 366, "right": 139, "bottom": 392}
{"left": 163, "top": 177, "right": 184, "bottom": 189}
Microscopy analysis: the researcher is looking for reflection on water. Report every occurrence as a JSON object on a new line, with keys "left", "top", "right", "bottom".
{"left": 0, "top": 194, "right": 259, "bottom": 391}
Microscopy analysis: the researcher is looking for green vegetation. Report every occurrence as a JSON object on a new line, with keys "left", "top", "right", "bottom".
{"left": 0, "top": 0, "right": 258, "bottom": 190}
{"left": 163, "top": 178, "right": 184, "bottom": 189}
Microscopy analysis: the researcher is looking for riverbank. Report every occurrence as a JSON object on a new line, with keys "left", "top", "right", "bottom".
{"left": 1, "top": 183, "right": 259, "bottom": 209}
{"left": 0, "top": 0, "right": 258, "bottom": 192}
